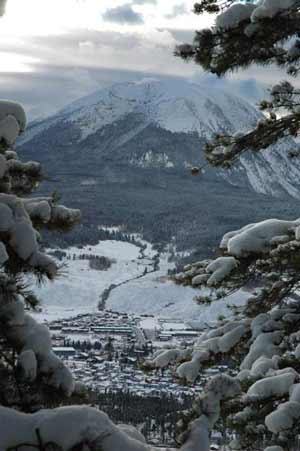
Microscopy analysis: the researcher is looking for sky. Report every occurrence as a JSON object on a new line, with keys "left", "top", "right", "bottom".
{"left": 0, "top": 0, "right": 275, "bottom": 120}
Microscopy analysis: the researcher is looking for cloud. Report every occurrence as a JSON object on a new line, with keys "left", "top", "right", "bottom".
{"left": 1, "top": 65, "right": 196, "bottom": 121}
{"left": 190, "top": 73, "right": 268, "bottom": 106}
{"left": 0, "top": 25, "right": 280, "bottom": 121}
{"left": 0, "top": 66, "right": 144, "bottom": 120}
{"left": 6, "top": 64, "right": 268, "bottom": 122}
{"left": 0, "top": 27, "right": 196, "bottom": 119}
{"left": 167, "top": 28, "right": 194, "bottom": 43}
{"left": 0, "top": 28, "right": 187, "bottom": 77}
{"left": 103, "top": 4, "right": 144, "bottom": 25}
{"left": 0, "top": 0, "right": 6, "bottom": 16}
{"left": 165, "top": 3, "right": 188, "bottom": 19}
{"left": 0, "top": 16, "right": 280, "bottom": 122}
{"left": 132, "top": 0, "right": 157, "bottom": 3}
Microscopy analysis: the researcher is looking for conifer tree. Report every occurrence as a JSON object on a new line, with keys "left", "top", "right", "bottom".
{"left": 0, "top": 100, "right": 82, "bottom": 411}
{"left": 148, "top": 2, "right": 300, "bottom": 450}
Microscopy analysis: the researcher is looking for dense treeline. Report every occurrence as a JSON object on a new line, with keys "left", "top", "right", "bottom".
{"left": 96, "top": 390, "right": 193, "bottom": 445}
{"left": 44, "top": 227, "right": 147, "bottom": 251}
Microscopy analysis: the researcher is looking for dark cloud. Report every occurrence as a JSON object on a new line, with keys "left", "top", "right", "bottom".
{"left": 165, "top": 3, "right": 188, "bottom": 19}
{"left": 103, "top": 3, "right": 144, "bottom": 25}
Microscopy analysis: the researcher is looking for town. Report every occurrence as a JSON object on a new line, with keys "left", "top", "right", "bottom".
{"left": 46, "top": 310, "right": 198, "bottom": 446}
{"left": 44, "top": 309, "right": 224, "bottom": 447}
{"left": 47, "top": 309, "right": 204, "bottom": 397}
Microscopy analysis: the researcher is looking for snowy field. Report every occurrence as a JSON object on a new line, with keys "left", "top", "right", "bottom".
{"left": 32, "top": 240, "right": 143, "bottom": 321}
{"left": 32, "top": 239, "right": 249, "bottom": 324}
{"left": 107, "top": 269, "right": 248, "bottom": 324}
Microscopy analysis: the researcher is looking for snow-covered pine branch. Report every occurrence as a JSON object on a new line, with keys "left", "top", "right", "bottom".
{"left": 0, "top": 101, "right": 82, "bottom": 425}
{"left": 177, "top": 0, "right": 300, "bottom": 76}
{"left": 174, "top": 217, "right": 300, "bottom": 315}
{"left": 0, "top": 402, "right": 218, "bottom": 451}
{"left": 152, "top": 214, "right": 300, "bottom": 449}
{"left": 148, "top": 289, "right": 300, "bottom": 449}
{"left": 176, "top": 1, "right": 300, "bottom": 170}
{"left": 161, "top": 3, "right": 300, "bottom": 448}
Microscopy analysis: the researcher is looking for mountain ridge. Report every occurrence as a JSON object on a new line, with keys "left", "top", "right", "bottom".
{"left": 19, "top": 79, "right": 300, "bottom": 198}
{"left": 21, "top": 78, "right": 260, "bottom": 143}
{"left": 17, "top": 79, "right": 300, "bottom": 256}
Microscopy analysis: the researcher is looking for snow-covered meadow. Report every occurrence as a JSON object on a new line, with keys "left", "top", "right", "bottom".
{"left": 32, "top": 240, "right": 147, "bottom": 321}
{"left": 32, "top": 239, "right": 249, "bottom": 325}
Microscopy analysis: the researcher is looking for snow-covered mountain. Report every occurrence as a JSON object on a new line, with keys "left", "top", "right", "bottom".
{"left": 19, "top": 78, "right": 300, "bottom": 198}
{"left": 57, "top": 78, "right": 258, "bottom": 140}
{"left": 18, "top": 79, "right": 299, "bottom": 256}
{"left": 21, "top": 78, "right": 258, "bottom": 144}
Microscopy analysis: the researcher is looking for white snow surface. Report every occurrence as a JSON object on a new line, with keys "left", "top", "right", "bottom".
{"left": 220, "top": 218, "right": 300, "bottom": 257}
{"left": 216, "top": 3, "right": 256, "bottom": 29}
{"left": 32, "top": 240, "right": 143, "bottom": 321}
{"left": 0, "top": 405, "right": 178, "bottom": 451}
{"left": 32, "top": 239, "right": 249, "bottom": 323}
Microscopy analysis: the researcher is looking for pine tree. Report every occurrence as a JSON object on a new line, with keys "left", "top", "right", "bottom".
{"left": 0, "top": 100, "right": 83, "bottom": 391}
{"left": 147, "top": 2, "right": 300, "bottom": 450}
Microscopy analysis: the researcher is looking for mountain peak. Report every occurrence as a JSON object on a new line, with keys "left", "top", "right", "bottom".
{"left": 55, "top": 78, "right": 260, "bottom": 141}
{"left": 18, "top": 78, "right": 300, "bottom": 199}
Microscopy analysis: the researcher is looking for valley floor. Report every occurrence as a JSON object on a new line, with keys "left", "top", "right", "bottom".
{"left": 32, "top": 239, "right": 249, "bottom": 325}
{"left": 30, "top": 238, "right": 248, "bottom": 449}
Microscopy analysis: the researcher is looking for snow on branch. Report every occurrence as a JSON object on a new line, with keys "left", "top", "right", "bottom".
{"left": 174, "top": 217, "right": 300, "bottom": 318}
{"left": 151, "top": 294, "right": 300, "bottom": 448}
{"left": 0, "top": 100, "right": 81, "bottom": 421}
{"left": 0, "top": 403, "right": 217, "bottom": 451}
{"left": 163, "top": 214, "right": 300, "bottom": 449}
{"left": 168, "top": 2, "right": 300, "bottom": 449}
{"left": 0, "top": 103, "right": 81, "bottom": 280}
{"left": 176, "top": 3, "right": 300, "bottom": 76}
{"left": 176, "top": 1, "right": 300, "bottom": 170}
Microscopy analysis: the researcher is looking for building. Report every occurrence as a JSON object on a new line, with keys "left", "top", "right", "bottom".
{"left": 53, "top": 347, "right": 76, "bottom": 358}
{"left": 158, "top": 330, "right": 199, "bottom": 339}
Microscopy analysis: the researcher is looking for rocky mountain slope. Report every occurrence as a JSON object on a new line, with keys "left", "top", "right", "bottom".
{"left": 18, "top": 79, "right": 300, "bottom": 256}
